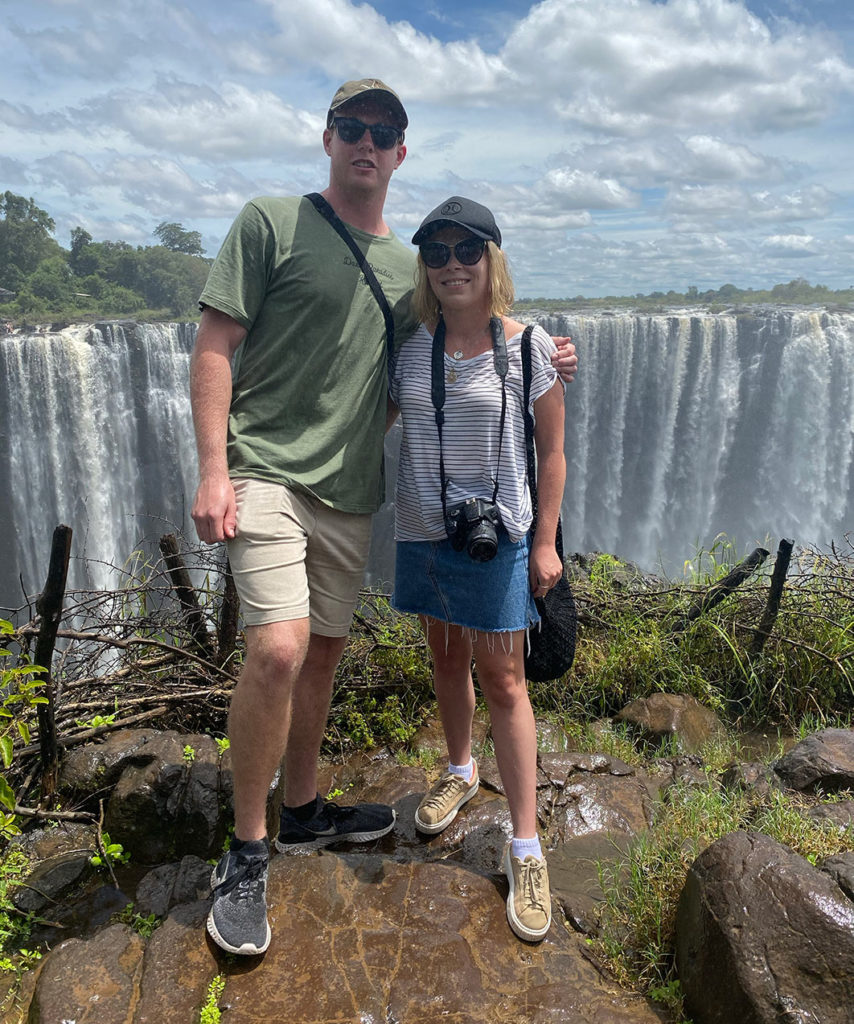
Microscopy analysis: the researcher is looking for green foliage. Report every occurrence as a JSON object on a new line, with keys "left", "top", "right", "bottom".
{"left": 154, "top": 221, "right": 204, "bottom": 256}
{"left": 90, "top": 832, "right": 130, "bottom": 869}
{"left": 199, "top": 974, "right": 226, "bottom": 1024}
{"left": 515, "top": 276, "right": 854, "bottom": 312}
{"left": 0, "top": 192, "right": 211, "bottom": 320}
{"left": 0, "top": 620, "right": 48, "bottom": 838}
{"left": 0, "top": 849, "right": 34, "bottom": 952}
{"left": 593, "top": 781, "right": 852, "bottom": 1014}
{"left": 116, "top": 903, "right": 160, "bottom": 939}
{"left": 183, "top": 744, "right": 196, "bottom": 763}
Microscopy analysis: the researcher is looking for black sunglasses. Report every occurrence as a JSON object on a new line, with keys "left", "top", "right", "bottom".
{"left": 419, "top": 237, "right": 486, "bottom": 269}
{"left": 332, "top": 116, "right": 402, "bottom": 150}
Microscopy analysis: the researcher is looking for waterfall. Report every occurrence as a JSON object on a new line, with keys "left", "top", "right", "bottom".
{"left": 1, "top": 311, "right": 852, "bottom": 611}
{"left": 0, "top": 322, "right": 198, "bottom": 610}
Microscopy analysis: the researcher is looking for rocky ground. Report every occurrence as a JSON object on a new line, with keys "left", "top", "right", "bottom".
{"left": 4, "top": 698, "right": 854, "bottom": 1024}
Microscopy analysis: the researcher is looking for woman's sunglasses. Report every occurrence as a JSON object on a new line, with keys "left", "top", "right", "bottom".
{"left": 419, "top": 237, "right": 486, "bottom": 269}
{"left": 332, "top": 116, "right": 402, "bottom": 150}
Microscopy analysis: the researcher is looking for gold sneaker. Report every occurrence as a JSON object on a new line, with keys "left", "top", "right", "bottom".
{"left": 501, "top": 842, "right": 552, "bottom": 941}
{"left": 414, "top": 761, "right": 479, "bottom": 834}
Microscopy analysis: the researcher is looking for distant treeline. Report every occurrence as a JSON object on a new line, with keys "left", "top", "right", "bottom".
{"left": 517, "top": 278, "right": 854, "bottom": 312}
{"left": 2, "top": 191, "right": 853, "bottom": 324}
{"left": 0, "top": 191, "right": 211, "bottom": 321}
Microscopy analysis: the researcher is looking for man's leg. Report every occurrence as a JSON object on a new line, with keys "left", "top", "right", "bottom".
{"left": 230, "top": 618, "right": 311, "bottom": 839}
{"left": 281, "top": 632, "right": 348, "bottom": 807}
{"left": 207, "top": 616, "right": 310, "bottom": 956}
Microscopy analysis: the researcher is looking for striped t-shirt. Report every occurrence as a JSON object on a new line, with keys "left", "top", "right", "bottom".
{"left": 390, "top": 322, "right": 559, "bottom": 542}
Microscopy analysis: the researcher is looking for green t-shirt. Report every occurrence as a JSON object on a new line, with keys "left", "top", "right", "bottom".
{"left": 199, "top": 195, "right": 418, "bottom": 513}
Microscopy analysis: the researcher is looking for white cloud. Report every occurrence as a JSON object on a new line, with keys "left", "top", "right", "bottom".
{"left": 760, "top": 233, "right": 818, "bottom": 256}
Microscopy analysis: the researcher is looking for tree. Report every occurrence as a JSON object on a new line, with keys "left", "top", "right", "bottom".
{"left": 69, "top": 227, "right": 99, "bottom": 276}
{"left": 0, "top": 192, "right": 61, "bottom": 289}
{"left": 153, "top": 222, "right": 204, "bottom": 256}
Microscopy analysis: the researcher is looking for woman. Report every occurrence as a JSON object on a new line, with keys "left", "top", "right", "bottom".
{"left": 389, "top": 197, "right": 566, "bottom": 941}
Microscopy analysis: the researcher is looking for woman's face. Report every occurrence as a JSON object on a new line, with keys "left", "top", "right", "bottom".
{"left": 423, "top": 226, "right": 490, "bottom": 314}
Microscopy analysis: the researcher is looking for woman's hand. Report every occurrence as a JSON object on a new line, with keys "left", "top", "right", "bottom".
{"left": 529, "top": 538, "right": 563, "bottom": 597}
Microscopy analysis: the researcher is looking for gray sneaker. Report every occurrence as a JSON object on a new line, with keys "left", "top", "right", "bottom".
{"left": 415, "top": 761, "right": 479, "bottom": 834}
{"left": 501, "top": 841, "right": 552, "bottom": 942}
{"left": 207, "top": 841, "right": 271, "bottom": 955}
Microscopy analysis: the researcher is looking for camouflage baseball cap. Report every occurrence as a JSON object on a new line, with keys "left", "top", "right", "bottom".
{"left": 327, "top": 78, "right": 408, "bottom": 130}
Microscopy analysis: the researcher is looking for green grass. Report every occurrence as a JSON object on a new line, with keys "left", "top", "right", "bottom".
{"left": 593, "top": 780, "right": 853, "bottom": 1019}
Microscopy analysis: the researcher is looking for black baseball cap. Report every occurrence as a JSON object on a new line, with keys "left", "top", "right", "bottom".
{"left": 411, "top": 196, "right": 502, "bottom": 247}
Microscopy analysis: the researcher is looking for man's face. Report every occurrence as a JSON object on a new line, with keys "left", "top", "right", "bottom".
{"left": 323, "top": 99, "right": 406, "bottom": 193}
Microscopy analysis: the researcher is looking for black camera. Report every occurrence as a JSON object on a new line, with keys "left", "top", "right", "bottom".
{"left": 445, "top": 498, "right": 502, "bottom": 562}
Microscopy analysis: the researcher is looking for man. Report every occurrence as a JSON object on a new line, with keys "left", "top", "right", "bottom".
{"left": 191, "top": 78, "right": 577, "bottom": 956}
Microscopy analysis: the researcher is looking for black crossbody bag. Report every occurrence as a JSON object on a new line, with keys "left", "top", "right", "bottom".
{"left": 521, "top": 325, "right": 577, "bottom": 682}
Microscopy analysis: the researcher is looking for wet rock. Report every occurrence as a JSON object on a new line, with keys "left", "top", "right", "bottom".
{"left": 211, "top": 851, "right": 662, "bottom": 1024}
{"left": 27, "top": 923, "right": 144, "bottom": 1023}
{"left": 808, "top": 798, "right": 854, "bottom": 833}
{"left": 657, "top": 755, "right": 716, "bottom": 792}
{"left": 135, "top": 855, "right": 213, "bottom": 918}
{"left": 616, "top": 693, "right": 727, "bottom": 754}
{"left": 676, "top": 830, "right": 854, "bottom": 1024}
{"left": 410, "top": 709, "right": 490, "bottom": 756}
{"left": 774, "top": 728, "right": 854, "bottom": 792}
{"left": 133, "top": 900, "right": 216, "bottom": 1023}
{"left": 103, "top": 732, "right": 226, "bottom": 863}
{"left": 548, "top": 832, "right": 634, "bottom": 936}
{"left": 821, "top": 853, "right": 854, "bottom": 902}
{"left": 12, "top": 850, "right": 93, "bottom": 915}
{"left": 720, "top": 760, "right": 777, "bottom": 798}
{"left": 58, "top": 728, "right": 164, "bottom": 792}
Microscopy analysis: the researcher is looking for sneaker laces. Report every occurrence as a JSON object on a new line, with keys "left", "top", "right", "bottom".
{"left": 519, "top": 857, "right": 548, "bottom": 913}
{"left": 422, "top": 773, "right": 467, "bottom": 812}
{"left": 213, "top": 854, "right": 266, "bottom": 902}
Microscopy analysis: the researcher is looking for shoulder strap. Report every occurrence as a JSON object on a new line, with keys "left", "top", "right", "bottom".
{"left": 303, "top": 192, "right": 395, "bottom": 368}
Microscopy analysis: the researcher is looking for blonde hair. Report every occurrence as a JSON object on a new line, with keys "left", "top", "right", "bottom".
{"left": 412, "top": 241, "right": 514, "bottom": 324}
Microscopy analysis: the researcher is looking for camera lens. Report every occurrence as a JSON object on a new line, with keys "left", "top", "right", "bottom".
{"left": 467, "top": 523, "right": 498, "bottom": 562}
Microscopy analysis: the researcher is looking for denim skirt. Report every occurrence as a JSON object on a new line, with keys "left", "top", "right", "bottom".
{"left": 392, "top": 530, "right": 540, "bottom": 634}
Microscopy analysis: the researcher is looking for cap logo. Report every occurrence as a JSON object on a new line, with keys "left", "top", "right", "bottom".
{"left": 441, "top": 201, "right": 462, "bottom": 215}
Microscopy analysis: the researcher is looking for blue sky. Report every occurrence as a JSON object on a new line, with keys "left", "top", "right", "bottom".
{"left": 2, "top": 0, "right": 853, "bottom": 298}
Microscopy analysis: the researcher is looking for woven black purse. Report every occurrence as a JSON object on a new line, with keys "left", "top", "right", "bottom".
{"left": 521, "top": 326, "right": 577, "bottom": 682}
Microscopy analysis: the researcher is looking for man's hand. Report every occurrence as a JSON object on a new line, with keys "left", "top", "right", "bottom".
{"left": 550, "top": 336, "right": 577, "bottom": 383}
{"left": 192, "top": 472, "right": 237, "bottom": 544}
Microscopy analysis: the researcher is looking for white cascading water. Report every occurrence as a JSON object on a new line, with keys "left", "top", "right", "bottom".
{"left": 0, "top": 322, "right": 198, "bottom": 611}
{"left": 1, "top": 311, "right": 852, "bottom": 611}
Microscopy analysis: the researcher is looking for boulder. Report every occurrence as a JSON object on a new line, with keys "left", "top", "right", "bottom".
{"left": 616, "top": 693, "right": 727, "bottom": 753}
{"left": 774, "top": 728, "right": 854, "bottom": 792}
{"left": 676, "top": 830, "right": 854, "bottom": 1024}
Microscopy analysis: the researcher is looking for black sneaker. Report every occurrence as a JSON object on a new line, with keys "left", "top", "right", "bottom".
{"left": 207, "top": 840, "right": 271, "bottom": 955}
{"left": 274, "top": 795, "right": 396, "bottom": 853}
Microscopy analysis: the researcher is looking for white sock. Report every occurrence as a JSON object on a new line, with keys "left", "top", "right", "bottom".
{"left": 511, "top": 835, "right": 542, "bottom": 860}
{"left": 448, "top": 759, "right": 473, "bottom": 782}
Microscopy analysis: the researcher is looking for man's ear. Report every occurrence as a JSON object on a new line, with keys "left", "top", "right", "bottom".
{"left": 322, "top": 127, "right": 334, "bottom": 156}
{"left": 394, "top": 143, "right": 407, "bottom": 170}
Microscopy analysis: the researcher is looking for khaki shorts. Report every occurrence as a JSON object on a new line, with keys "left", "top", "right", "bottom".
{"left": 227, "top": 478, "right": 373, "bottom": 635}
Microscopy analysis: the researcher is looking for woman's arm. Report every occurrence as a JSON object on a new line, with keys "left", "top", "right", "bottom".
{"left": 528, "top": 379, "right": 567, "bottom": 596}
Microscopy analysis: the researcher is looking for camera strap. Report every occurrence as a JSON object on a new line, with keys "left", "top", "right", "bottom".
{"left": 431, "top": 314, "right": 509, "bottom": 530}
{"left": 303, "top": 192, "right": 395, "bottom": 371}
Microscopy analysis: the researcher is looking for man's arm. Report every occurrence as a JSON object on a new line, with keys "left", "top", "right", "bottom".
{"left": 190, "top": 307, "right": 247, "bottom": 544}
{"left": 550, "top": 336, "right": 577, "bottom": 383}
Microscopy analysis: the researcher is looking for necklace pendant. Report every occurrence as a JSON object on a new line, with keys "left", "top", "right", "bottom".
{"left": 446, "top": 368, "right": 458, "bottom": 384}
{"left": 452, "top": 350, "right": 464, "bottom": 360}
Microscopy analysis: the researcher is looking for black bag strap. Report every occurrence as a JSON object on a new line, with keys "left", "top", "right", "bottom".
{"left": 303, "top": 192, "right": 395, "bottom": 369}
{"left": 521, "top": 325, "right": 565, "bottom": 560}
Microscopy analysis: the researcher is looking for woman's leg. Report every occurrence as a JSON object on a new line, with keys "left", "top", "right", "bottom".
{"left": 471, "top": 631, "right": 538, "bottom": 839}
{"left": 421, "top": 616, "right": 476, "bottom": 766}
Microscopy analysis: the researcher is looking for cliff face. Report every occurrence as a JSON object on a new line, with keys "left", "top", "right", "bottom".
{"left": 2, "top": 311, "right": 853, "bottom": 609}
